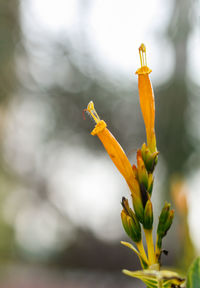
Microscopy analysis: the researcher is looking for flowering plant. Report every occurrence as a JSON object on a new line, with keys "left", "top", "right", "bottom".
{"left": 84, "top": 44, "right": 189, "bottom": 287}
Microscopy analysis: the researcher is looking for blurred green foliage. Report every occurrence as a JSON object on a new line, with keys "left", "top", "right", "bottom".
{"left": 187, "top": 257, "right": 200, "bottom": 288}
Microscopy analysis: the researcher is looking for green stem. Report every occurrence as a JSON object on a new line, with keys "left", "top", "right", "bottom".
{"left": 155, "top": 235, "right": 162, "bottom": 262}
{"left": 144, "top": 229, "right": 155, "bottom": 265}
{"left": 136, "top": 240, "right": 148, "bottom": 264}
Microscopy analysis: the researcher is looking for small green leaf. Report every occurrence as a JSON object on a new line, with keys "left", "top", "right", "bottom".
{"left": 120, "top": 241, "right": 148, "bottom": 269}
{"left": 123, "top": 269, "right": 185, "bottom": 288}
{"left": 187, "top": 257, "right": 200, "bottom": 288}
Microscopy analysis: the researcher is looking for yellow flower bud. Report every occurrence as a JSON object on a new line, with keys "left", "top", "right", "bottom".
{"left": 143, "top": 200, "right": 153, "bottom": 230}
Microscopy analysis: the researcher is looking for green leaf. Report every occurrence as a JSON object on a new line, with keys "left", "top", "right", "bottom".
{"left": 120, "top": 241, "right": 148, "bottom": 269}
{"left": 123, "top": 269, "right": 185, "bottom": 288}
{"left": 187, "top": 257, "right": 200, "bottom": 288}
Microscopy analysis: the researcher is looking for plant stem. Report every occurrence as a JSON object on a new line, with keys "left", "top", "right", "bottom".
{"left": 136, "top": 240, "right": 148, "bottom": 264}
{"left": 155, "top": 235, "right": 161, "bottom": 263}
{"left": 144, "top": 228, "right": 155, "bottom": 265}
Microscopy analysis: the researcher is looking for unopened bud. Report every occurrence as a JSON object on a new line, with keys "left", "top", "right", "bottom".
{"left": 127, "top": 215, "right": 141, "bottom": 243}
{"left": 157, "top": 203, "right": 174, "bottom": 239}
{"left": 143, "top": 200, "right": 153, "bottom": 229}
{"left": 137, "top": 150, "right": 148, "bottom": 190}
{"left": 164, "top": 209, "right": 174, "bottom": 235}
{"left": 121, "top": 209, "right": 141, "bottom": 243}
{"left": 141, "top": 143, "right": 158, "bottom": 173}
{"left": 121, "top": 210, "right": 131, "bottom": 237}
{"left": 157, "top": 202, "right": 170, "bottom": 230}
{"left": 121, "top": 197, "right": 141, "bottom": 236}
{"left": 122, "top": 197, "right": 132, "bottom": 215}
{"left": 141, "top": 143, "right": 147, "bottom": 160}
{"left": 132, "top": 194, "right": 145, "bottom": 224}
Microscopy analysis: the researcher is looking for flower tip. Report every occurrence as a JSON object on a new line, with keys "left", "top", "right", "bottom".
{"left": 85, "top": 101, "right": 101, "bottom": 124}
{"left": 139, "top": 43, "right": 146, "bottom": 53}
{"left": 84, "top": 101, "right": 107, "bottom": 135}
{"left": 136, "top": 43, "right": 152, "bottom": 75}
{"left": 87, "top": 100, "right": 95, "bottom": 111}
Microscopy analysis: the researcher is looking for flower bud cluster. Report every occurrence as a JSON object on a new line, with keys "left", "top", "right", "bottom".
{"left": 121, "top": 197, "right": 141, "bottom": 243}
{"left": 156, "top": 202, "right": 175, "bottom": 249}
{"left": 134, "top": 145, "right": 157, "bottom": 225}
{"left": 141, "top": 143, "right": 158, "bottom": 175}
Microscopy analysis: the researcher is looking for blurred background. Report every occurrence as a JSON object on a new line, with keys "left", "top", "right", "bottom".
{"left": 0, "top": 0, "right": 199, "bottom": 287}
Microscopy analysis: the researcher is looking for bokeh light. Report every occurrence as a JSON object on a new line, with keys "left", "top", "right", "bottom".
{"left": 0, "top": 0, "right": 199, "bottom": 287}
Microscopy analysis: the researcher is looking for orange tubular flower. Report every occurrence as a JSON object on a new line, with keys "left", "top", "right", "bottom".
{"left": 136, "top": 44, "right": 157, "bottom": 153}
{"left": 85, "top": 101, "right": 144, "bottom": 221}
